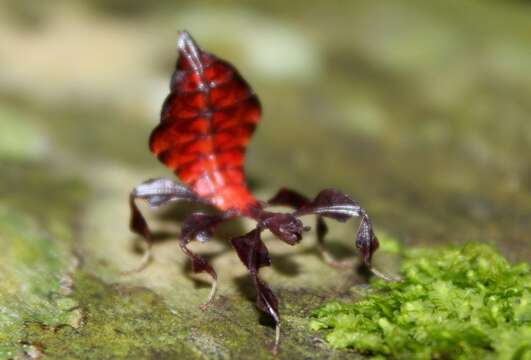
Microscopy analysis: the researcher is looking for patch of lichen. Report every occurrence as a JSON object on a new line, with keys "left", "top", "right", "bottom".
{"left": 22, "top": 272, "right": 200, "bottom": 359}
{"left": 310, "top": 242, "right": 531, "bottom": 359}
{"left": 0, "top": 207, "right": 82, "bottom": 358}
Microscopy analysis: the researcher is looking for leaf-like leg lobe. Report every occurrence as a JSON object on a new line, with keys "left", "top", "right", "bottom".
{"left": 230, "top": 229, "right": 280, "bottom": 324}
{"left": 180, "top": 212, "right": 225, "bottom": 307}
{"left": 268, "top": 187, "right": 311, "bottom": 209}
{"left": 355, "top": 214, "right": 379, "bottom": 266}
{"left": 231, "top": 229, "right": 271, "bottom": 270}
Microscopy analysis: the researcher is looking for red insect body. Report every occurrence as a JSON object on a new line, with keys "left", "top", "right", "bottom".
{"left": 149, "top": 33, "right": 261, "bottom": 214}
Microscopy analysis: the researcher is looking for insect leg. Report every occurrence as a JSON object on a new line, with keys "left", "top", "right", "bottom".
{"left": 294, "top": 189, "right": 399, "bottom": 281}
{"left": 123, "top": 191, "right": 153, "bottom": 274}
{"left": 179, "top": 212, "right": 225, "bottom": 309}
{"left": 123, "top": 178, "right": 199, "bottom": 275}
{"left": 230, "top": 228, "right": 281, "bottom": 354}
{"left": 179, "top": 235, "right": 218, "bottom": 309}
{"left": 268, "top": 188, "right": 311, "bottom": 209}
{"left": 267, "top": 188, "right": 350, "bottom": 268}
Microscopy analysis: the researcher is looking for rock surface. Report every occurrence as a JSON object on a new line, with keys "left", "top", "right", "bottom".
{"left": 0, "top": 0, "right": 530, "bottom": 358}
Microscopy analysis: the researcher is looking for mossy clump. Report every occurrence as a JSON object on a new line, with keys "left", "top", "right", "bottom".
{"left": 310, "top": 243, "right": 531, "bottom": 359}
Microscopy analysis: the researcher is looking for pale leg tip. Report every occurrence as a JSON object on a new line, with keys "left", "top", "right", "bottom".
{"left": 370, "top": 266, "right": 402, "bottom": 282}
{"left": 199, "top": 278, "right": 218, "bottom": 310}
{"left": 272, "top": 323, "right": 281, "bottom": 356}
{"left": 120, "top": 245, "right": 153, "bottom": 276}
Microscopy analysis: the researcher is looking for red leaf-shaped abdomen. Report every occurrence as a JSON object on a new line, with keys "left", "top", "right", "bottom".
{"left": 150, "top": 32, "right": 261, "bottom": 214}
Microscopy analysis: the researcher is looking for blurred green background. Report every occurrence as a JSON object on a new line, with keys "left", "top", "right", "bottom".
{"left": 1, "top": 0, "right": 530, "bottom": 358}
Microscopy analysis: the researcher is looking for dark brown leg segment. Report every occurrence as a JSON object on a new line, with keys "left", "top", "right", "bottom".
{"left": 230, "top": 228, "right": 281, "bottom": 354}
{"left": 180, "top": 212, "right": 225, "bottom": 308}
{"left": 122, "top": 193, "right": 154, "bottom": 274}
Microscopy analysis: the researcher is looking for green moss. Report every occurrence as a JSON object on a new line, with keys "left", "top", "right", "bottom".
{"left": 310, "top": 242, "right": 531, "bottom": 359}
{"left": 0, "top": 206, "right": 80, "bottom": 358}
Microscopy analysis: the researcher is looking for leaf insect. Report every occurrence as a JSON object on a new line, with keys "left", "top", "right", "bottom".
{"left": 127, "top": 31, "right": 396, "bottom": 354}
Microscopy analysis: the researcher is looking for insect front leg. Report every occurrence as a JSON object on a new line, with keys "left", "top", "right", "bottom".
{"left": 124, "top": 177, "right": 199, "bottom": 274}
{"left": 230, "top": 228, "right": 281, "bottom": 354}
{"left": 268, "top": 188, "right": 351, "bottom": 268}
